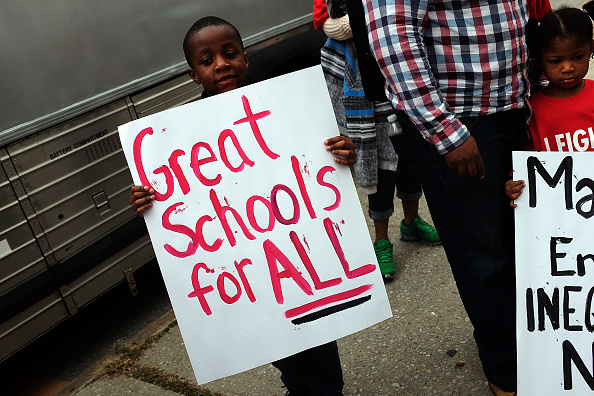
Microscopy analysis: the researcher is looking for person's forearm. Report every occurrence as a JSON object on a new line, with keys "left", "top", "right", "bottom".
{"left": 364, "top": 0, "right": 468, "bottom": 154}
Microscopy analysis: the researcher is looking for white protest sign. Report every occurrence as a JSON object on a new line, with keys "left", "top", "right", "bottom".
{"left": 514, "top": 151, "right": 594, "bottom": 395}
{"left": 118, "top": 66, "right": 392, "bottom": 384}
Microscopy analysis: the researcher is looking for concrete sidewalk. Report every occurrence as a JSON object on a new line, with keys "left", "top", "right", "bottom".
{"left": 57, "top": 185, "right": 496, "bottom": 396}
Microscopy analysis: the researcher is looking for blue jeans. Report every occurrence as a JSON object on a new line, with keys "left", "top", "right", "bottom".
{"left": 271, "top": 341, "right": 343, "bottom": 395}
{"left": 395, "top": 109, "right": 527, "bottom": 391}
{"left": 368, "top": 134, "right": 423, "bottom": 220}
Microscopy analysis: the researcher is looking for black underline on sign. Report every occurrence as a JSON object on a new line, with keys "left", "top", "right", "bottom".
{"left": 284, "top": 284, "right": 373, "bottom": 319}
{"left": 290, "top": 295, "right": 372, "bottom": 325}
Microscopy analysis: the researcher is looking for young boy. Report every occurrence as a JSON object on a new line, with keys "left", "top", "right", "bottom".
{"left": 130, "top": 16, "right": 352, "bottom": 395}
{"left": 130, "top": 16, "right": 355, "bottom": 215}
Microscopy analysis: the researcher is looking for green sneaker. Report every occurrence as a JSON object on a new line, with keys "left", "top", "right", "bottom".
{"left": 374, "top": 239, "right": 395, "bottom": 279}
{"left": 400, "top": 214, "right": 441, "bottom": 245}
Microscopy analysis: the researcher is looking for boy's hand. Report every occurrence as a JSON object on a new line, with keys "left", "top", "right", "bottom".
{"left": 324, "top": 136, "right": 356, "bottom": 166}
{"left": 505, "top": 179, "right": 525, "bottom": 208}
{"left": 130, "top": 185, "right": 155, "bottom": 217}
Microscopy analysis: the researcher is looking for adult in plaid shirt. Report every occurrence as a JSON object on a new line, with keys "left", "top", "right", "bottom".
{"left": 363, "top": 1, "right": 530, "bottom": 394}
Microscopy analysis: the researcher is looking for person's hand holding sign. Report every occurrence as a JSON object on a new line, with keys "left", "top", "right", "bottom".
{"left": 130, "top": 185, "right": 155, "bottom": 217}
{"left": 505, "top": 179, "right": 525, "bottom": 208}
{"left": 325, "top": 136, "right": 356, "bottom": 166}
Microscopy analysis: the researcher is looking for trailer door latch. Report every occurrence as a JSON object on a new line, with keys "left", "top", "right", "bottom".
{"left": 124, "top": 268, "right": 138, "bottom": 296}
{"left": 92, "top": 191, "right": 111, "bottom": 215}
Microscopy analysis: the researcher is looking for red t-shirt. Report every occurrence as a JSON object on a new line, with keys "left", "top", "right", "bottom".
{"left": 528, "top": 79, "right": 594, "bottom": 152}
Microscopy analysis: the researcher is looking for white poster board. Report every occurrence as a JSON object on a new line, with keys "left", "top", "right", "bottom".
{"left": 118, "top": 66, "right": 392, "bottom": 384}
{"left": 514, "top": 151, "right": 594, "bottom": 395}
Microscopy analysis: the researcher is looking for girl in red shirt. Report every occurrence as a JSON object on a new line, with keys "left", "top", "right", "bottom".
{"left": 506, "top": 2, "right": 594, "bottom": 206}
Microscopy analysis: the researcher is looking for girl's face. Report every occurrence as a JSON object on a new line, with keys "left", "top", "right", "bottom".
{"left": 540, "top": 36, "right": 594, "bottom": 98}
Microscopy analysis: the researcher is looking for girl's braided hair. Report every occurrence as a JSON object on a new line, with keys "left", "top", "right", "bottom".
{"left": 526, "top": 1, "right": 594, "bottom": 89}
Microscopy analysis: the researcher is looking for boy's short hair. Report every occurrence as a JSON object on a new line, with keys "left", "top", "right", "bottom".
{"left": 183, "top": 16, "right": 243, "bottom": 67}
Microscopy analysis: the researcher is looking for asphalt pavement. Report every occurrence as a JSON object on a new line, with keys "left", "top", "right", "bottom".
{"left": 52, "top": 177, "right": 498, "bottom": 396}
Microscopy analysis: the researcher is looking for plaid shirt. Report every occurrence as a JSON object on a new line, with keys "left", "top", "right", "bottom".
{"left": 364, "top": 0, "right": 529, "bottom": 154}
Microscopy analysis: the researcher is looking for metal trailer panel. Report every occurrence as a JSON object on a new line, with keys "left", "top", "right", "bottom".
{"left": 0, "top": 292, "right": 68, "bottom": 361}
{"left": 0, "top": 205, "right": 46, "bottom": 293}
{"left": 0, "top": 0, "right": 314, "bottom": 146}
{"left": 60, "top": 235, "right": 154, "bottom": 313}
{"left": 42, "top": 190, "right": 136, "bottom": 262}
{"left": 7, "top": 100, "right": 136, "bottom": 261}
{"left": 7, "top": 101, "right": 132, "bottom": 179}
{"left": 0, "top": 165, "right": 47, "bottom": 293}
{"left": 0, "top": 149, "right": 52, "bottom": 256}
{"left": 131, "top": 74, "right": 204, "bottom": 118}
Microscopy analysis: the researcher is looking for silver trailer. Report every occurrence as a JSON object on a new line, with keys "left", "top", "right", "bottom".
{"left": 0, "top": 0, "right": 325, "bottom": 361}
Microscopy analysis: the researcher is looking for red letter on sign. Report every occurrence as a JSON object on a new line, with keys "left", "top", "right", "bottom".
{"left": 190, "top": 142, "right": 222, "bottom": 187}
{"left": 323, "top": 217, "right": 376, "bottom": 279}
{"left": 133, "top": 127, "right": 174, "bottom": 201}
{"left": 271, "top": 184, "right": 301, "bottom": 225}
{"left": 246, "top": 195, "right": 275, "bottom": 233}
{"left": 317, "top": 166, "right": 341, "bottom": 211}
{"left": 289, "top": 231, "right": 342, "bottom": 290}
{"left": 210, "top": 189, "right": 256, "bottom": 247}
{"left": 168, "top": 149, "right": 190, "bottom": 195}
{"left": 218, "top": 128, "right": 255, "bottom": 172}
{"left": 188, "top": 263, "right": 215, "bottom": 315}
{"left": 264, "top": 239, "right": 313, "bottom": 304}
{"left": 233, "top": 96, "right": 278, "bottom": 159}
{"left": 291, "top": 155, "right": 316, "bottom": 219}
{"left": 235, "top": 258, "right": 256, "bottom": 302}
{"left": 217, "top": 272, "right": 242, "bottom": 304}
{"left": 162, "top": 202, "right": 199, "bottom": 258}
{"left": 195, "top": 214, "right": 223, "bottom": 252}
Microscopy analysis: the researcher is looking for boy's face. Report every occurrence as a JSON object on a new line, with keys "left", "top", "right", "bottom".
{"left": 187, "top": 25, "right": 248, "bottom": 95}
